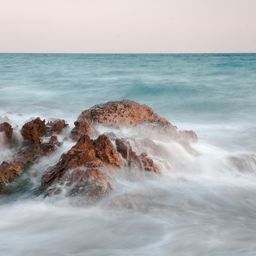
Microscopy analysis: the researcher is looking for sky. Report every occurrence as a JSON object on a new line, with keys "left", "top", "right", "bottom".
{"left": 0, "top": 0, "right": 255, "bottom": 53}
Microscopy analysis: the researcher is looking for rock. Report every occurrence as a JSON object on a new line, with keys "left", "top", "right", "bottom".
{"left": 46, "top": 119, "right": 68, "bottom": 135}
{"left": 41, "top": 135, "right": 122, "bottom": 192}
{"left": 115, "top": 138, "right": 159, "bottom": 173}
{"left": 1, "top": 100, "right": 197, "bottom": 200}
{"left": 71, "top": 100, "right": 176, "bottom": 139}
{"left": 71, "top": 120, "right": 96, "bottom": 141}
{"left": 0, "top": 135, "right": 61, "bottom": 187}
{"left": 0, "top": 161, "right": 24, "bottom": 184}
{"left": 0, "top": 147, "right": 34, "bottom": 184}
{"left": 0, "top": 122, "right": 13, "bottom": 144}
{"left": 94, "top": 135, "right": 123, "bottom": 168}
{"left": 139, "top": 153, "right": 159, "bottom": 173}
{"left": 21, "top": 118, "right": 46, "bottom": 145}
{"left": 39, "top": 136, "right": 61, "bottom": 156}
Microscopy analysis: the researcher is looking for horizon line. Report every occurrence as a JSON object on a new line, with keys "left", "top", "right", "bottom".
{"left": 0, "top": 52, "right": 256, "bottom": 55}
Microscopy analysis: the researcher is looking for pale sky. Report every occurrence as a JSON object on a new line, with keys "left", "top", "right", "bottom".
{"left": 0, "top": 0, "right": 255, "bottom": 53}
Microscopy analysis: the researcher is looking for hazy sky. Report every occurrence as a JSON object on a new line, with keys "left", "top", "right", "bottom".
{"left": 0, "top": 0, "right": 255, "bottom": 53}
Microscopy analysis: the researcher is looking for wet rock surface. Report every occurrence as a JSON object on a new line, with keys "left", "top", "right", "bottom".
{"left": 46, "top": 119, "right": 68, "bottom": 135}
{"left": 0, "top": 100, "right": 197, "bottom": 200}
{"left": 21, "top": 118, "right": 47, "bottom": 145}
{"left": 0, "top": 122, "right": 14, "bottom": 144}
{"left": 115, "top": 138, "right": 159, "bottom": 173}
{"left": 71, "top": 100, "right": 173, "bottom": 138}
{"left": 40, "top": 135, "right": 122, "bottom": 194}
{"left": 0, "top": 118, "right": 63, "bottom": 188}
{"left": 71, "top": 100, "right": 197, "bottom": 143}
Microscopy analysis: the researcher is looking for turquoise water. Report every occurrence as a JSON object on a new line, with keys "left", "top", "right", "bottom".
{"left": 0, "top": 54, "right": 255, "bottom": 121}
{"left": 1, "top": 53, "right": 256, "bottom": 149}
{"left": 1, "top": 54, "right": 256, "bottom": 256}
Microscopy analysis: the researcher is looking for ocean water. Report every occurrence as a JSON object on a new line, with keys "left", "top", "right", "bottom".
{"left": 0, "top": 54, "right": 256, "bottom": 255}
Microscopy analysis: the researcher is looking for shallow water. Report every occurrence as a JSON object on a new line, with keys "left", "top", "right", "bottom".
{"left": 0, "top": 54, "right": 256, "bottom": 255}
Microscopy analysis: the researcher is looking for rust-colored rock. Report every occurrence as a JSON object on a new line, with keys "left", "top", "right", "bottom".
{"left": 41, "top": 134, "right": 122, "bottom": 191}
{"left": 0, "top": 122, "right": 13, "bottom": 143}
{"left": 71, "top": 100, "right": 175, "bottom": 139}
{"left": 46, "top": 119, "right": 68, "bottom": 135}
{"left": 94, "top": 135, "right": 123, "bottom": 168}
{"left": 0, "top": 146, "right": 34, "bottom": 184}
{"left": 71, "top": 120, "right": 96, "bottom": 141}
{"left": 115, "top": 138, "right": 159, "bottom": 173}
{"left": 21, "top": 118, "right": 46, "bottom": 145}
{"left": 0, "top": 161, "right": 24, "bottom": 184}
{"left": 0, "top": 135, "right": 61, "bottom": 187}
{"left": 1, "top": 100, "right": 197, "bottom": 200}
{"left": 71, "top": 100, "right": 197, "bottom": 143}
{"left": 39, "top": 136, "right": 61, "bottom": 156}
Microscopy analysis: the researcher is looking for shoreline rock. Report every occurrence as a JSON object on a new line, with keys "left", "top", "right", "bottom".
{"left": 0, "top": 100, "right": 197, "bottom": 200}
{"left": 0, "top": 118, "right": 65, "bottom": 187}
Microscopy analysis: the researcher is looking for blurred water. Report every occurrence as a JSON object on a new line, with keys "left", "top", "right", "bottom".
{"left": 0, "top": 54, "right": 256, "bottom": 255}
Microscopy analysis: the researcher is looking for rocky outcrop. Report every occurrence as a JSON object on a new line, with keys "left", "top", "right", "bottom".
{"left": 71, "top": 100, "right": 197, "bottom": 142}
{"left": 0, "top": 118, "right": 63, "bottom": 187}
{"left": 0, "top": 100, "right": 197, "bottom": 201}
{"left": 0, "top": 136, "right": 60, "bottom": 185}
{"left": 40, "top": 135, "right": 122, "bottom": 194}
{"left": 21, "top": 118, "right": 47, "bottom": 145}
{"left": 40, "top": 133, "right": 161, "bottom": 197}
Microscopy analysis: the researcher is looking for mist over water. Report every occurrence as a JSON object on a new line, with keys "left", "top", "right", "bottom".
{"left": 0, "top": 54, "right": 256, "bottom": 255}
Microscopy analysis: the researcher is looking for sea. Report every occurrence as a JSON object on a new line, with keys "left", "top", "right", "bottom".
{"left": 0, "top": 53, "right": 256, "bottom": 256}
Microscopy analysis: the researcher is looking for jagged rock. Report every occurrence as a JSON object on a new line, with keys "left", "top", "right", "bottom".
{"left": 0, "top": 147, "right": 34, "bottom": 184}
{"left": 21, "top": 118, "right": 46, "bottom": 145}
{"left": 46, "top": 119, "right": 68, "bottom": 135}
{"left": 0, "top": 135, "right": 61, "bottom": 186}
{"left": 40, "top": 136, "right": 61, "bottom": 156}
{"left": 0, "top": 161, "right": 24, "bottom": 184}
{"left": 115, "top": 138, "right": 159, "bottom": 173}
{"left": 1, "top": 100, "right": 197, "bottom": 200}
{"left": 41, "top": 135, "right": 122, "bottom": 192}
{"left": 41, "top": 135, "right": 159, "bottom": 198}
{"left": 0, "top": 122, "right": 13, "bottom": 144}
{"left": 94, "top": 135, "right": 123, "bottom": 168}
{"left": 71, "top": 120, "right": 97, "bottom": 141}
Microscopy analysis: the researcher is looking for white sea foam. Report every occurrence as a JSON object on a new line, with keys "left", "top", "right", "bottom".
{"left": 1, "top": 114, "right": 256, "bottom": 255}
